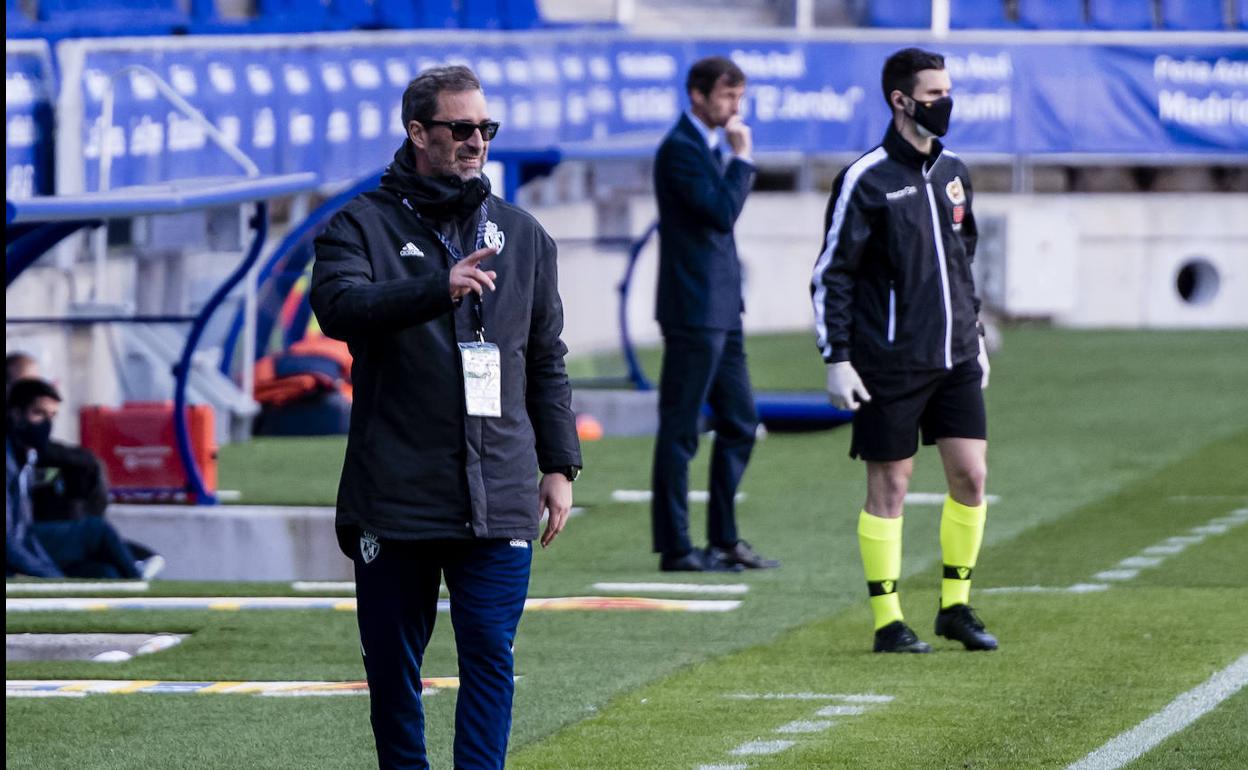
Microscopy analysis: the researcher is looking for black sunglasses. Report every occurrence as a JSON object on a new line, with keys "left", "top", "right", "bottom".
{"left": 424, "top": 119, "right": 500, "bottom": 142}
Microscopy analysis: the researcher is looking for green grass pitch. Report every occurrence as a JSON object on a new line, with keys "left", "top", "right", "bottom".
{"left": 6, "top": 328, "right": 1248, "bottom": 769}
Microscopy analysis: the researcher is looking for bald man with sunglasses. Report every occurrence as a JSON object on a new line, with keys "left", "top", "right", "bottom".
{"left": 312, "top": 65, "right": 581, "bottom": 770}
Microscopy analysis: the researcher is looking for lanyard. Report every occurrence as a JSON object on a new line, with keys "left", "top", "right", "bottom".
{"left": 404, "top": 197, "right": 491, "bottom": 342}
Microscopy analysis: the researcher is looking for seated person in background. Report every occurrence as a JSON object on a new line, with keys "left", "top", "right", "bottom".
{"left": 6, "top": 351, "right": 159, "bottom": 562}
{"left": 6, "top": 379, "right": 162, "bottom": 580}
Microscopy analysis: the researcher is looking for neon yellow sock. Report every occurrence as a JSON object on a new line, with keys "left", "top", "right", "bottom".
{"left": 940, "top": 495, "right": 987, "bottom": 609}
{"left": 858, "top": 510, "right": 903, "bottom": 630}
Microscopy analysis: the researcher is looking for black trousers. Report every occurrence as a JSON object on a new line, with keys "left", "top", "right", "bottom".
{"left": 651, "top": 326, "right": 758, "bottom": 556}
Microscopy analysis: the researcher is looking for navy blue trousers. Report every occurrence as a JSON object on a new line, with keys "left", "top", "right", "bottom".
{"left": 651, "top": 326, "right": 758, "bottom": 555}
{"left": 32, "top": 517, "right": 140, "bottom": 579}
{"left": 350, "top": 532, "right": 532, "bottom": 770}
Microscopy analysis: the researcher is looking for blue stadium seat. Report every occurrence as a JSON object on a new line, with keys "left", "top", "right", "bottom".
{"left": 191, "top": 0, "right": 338, "bottom": 34}
{"left": 1240, "top": 0, "right": 1248, "bottom": 28}
{"left": 950, "top": 0, "right": 1012, "bottom": 29}
{"left": 1089, "top": 0, "right": 1155, "bottom": 29}
{"left": 500, "top": 0, "right": 544, "bottom": 29}
{"left": 375, "top": 0, "right": 459, "bottom": 29}
{"left": 5, "top": 0, "right": 40, "bottom": 37}
{"left": 460, "top": 0, "right": 505, "bottom": 29}
{"left": 1160, "top": 0, "right": 1226, "bottom": 29}
{"left": 866, "top": 0, "right": 931, "bottom": 27}
{"left": 1017, "top": 0, "right": 1086, "bottom": 28}
{"left": 38, "top": 0, "right": 191, "bottom": 36}
{"left": 333, "top": 0, "right": 381, "bottom": 29}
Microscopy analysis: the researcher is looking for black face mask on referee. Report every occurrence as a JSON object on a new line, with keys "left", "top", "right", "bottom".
{"left": 906, "top": 94, "right": 954, "bottom": 139}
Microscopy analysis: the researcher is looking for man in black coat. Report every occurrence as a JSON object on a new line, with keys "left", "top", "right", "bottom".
{"left": 649, "top": 56, "right": 778, "bottom": 573}
{"left": 311, "top": 65, "right": 581, "bottom": 770}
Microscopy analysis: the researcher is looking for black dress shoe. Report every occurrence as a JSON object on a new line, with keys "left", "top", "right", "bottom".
{"left": 706, "top": 540, "right": 780, "bottom": 570}
{"left": 935, "top": 604, "right": 999, "bottom": 651}
{"left": 659, "top": 550, "right": 742, "bottom": 572}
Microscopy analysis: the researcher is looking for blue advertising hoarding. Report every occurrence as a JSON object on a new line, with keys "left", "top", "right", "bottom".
{"left": 41, "top": 32, "right": 1248, "bottom": 193}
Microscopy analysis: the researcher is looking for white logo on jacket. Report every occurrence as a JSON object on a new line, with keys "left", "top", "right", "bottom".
{"left": 399, "top": 242, "right": 424, "bottom": 258}
{"left": 483, "top": 220, "right": 505, "bottom": 253}
{"left": 886, "top": 185, "right": 918, "bottom": 201}
{"left": 360, "top": 531, "right": 381, "bottom": 564}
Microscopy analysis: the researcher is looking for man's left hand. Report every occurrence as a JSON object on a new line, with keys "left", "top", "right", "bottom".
{"left": 538, "top": 474, "right": 573, "bottom": 548}
{"left": 978, "top": 336, "right": 990, "bottom": 389}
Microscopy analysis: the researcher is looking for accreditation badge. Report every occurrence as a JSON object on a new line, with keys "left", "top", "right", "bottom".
{"left": 458, "top": 341, "right": 502, "bottom": 418}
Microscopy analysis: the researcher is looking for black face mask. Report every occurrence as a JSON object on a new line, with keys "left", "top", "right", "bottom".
{"left": 10, "top": 417, "right": 52, "bottom": 456}
{"left": 909, "top": 95, "right": 953, "bottom": 138}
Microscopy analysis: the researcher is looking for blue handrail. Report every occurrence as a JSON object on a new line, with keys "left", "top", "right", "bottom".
{"left": 219, "top": 170, "right": 383, "bottom": 375}
{"left": 617, "top": 220, "right": 658, "bottom": 391}
{"left": 173, "top": 202, "right": 269, "bottom": 504}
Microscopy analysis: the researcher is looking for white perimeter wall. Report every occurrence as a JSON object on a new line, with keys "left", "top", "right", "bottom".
{"left": 542, "top": 191, "right": 1248, "bottom": 360}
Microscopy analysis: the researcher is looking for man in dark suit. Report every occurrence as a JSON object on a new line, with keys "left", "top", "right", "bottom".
{"left": 650, "top": 56, "right": 779, "bottom": 573}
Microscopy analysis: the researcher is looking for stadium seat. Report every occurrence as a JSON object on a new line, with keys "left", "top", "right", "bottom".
{"left": 1160, "top": 0, "right": 1227, "bottom": 29}
{"left": 950, "top": 0, "right": 1012, "bottom": 29}
{"left": 866, "top": 0, "right": 932, "bottom": 28}
{"left": 1241, "top": 0, "right": 1248, "bottom": 28}
{"left": 374, "top": 0, "right": 459, "bottom": 29}
{"left": 1017, "top": 0, "right": 1086, "bottom": 28}
{"left": 191, "top": 0, "right": 339, "bottom": 34}
{"left": 38, "top": 0, "right": 191, "bottom": 36}
{"left": 460, "top": 0, "right": 505, "bottom": 29}
{"left": 500, "top": 0, "right": 544, "bottom": 29}
{"left": 5, "top": 0, "right": 39, "bottom": 37}
{"left": 1089, "top": 0, "right": 1155, "bottom": 29}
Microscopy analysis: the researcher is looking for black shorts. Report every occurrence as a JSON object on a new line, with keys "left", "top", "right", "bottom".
{"left": 850, "top": 358, "right": 987, "bottom": 462}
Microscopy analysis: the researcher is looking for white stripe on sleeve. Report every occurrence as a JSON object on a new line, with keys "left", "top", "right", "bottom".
{"left": 811, "top": 147, "right": 888, "bottom": 358}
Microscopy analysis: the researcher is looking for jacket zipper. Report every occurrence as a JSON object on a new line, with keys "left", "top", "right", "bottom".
{"left": 923, "top": 180, "right": 954, "bottom": 369}
{"left": 887, "top": 283, "right": 896, "bottom": 344}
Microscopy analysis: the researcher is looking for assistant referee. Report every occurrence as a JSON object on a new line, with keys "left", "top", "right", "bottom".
{"left": 811, "top": 48, "right": 998, "bottom": 654}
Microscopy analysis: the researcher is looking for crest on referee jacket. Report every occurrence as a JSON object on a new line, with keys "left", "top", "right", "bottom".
{"left": 483, "top": 220, "right": 505, "bottom": 253}
{"left": 945, "top": 176, "right": 966, "bottom": 205}
{"left": 360, "top": 531, "right": 380, "bottom": 564}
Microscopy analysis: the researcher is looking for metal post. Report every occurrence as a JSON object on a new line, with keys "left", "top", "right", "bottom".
{"left": 795, "top": 0, "right": 814, "bottom": 32}
{"left": 932, "top": 0, "right": 951, "bottom": 37}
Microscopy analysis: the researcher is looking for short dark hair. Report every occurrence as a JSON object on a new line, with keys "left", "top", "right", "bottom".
{"left": 401, "top": 65, "right": 483, "bottom": 129}
{"left": 7, "top": 377, "right": 60, "bottom": 412}
{"left": 881, "top": 47, "right": 946, "bottom": 104}
{"left": 686, "top": 56, "right": 746, "bottom": 98}
{"left": 6, "top": 351, "right": 35, "bottom": 385}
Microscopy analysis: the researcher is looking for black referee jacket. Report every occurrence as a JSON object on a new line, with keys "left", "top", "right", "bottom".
{"left": 812, "top": 124, "right": 981, "bottom": 373}
{"left": 311, "top": 149, "right": 581, "bottom": 542}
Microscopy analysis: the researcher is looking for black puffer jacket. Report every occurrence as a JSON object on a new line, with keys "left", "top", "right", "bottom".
{"left": 812, "top": 124, "right": 981, "bottom": 373}
{"left": 311, "top": 143, "right": 581, "bottom": 541}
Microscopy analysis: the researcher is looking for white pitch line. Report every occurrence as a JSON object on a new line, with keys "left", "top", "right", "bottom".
{"left": 591, "top": 582, "right": 750, "bottom": 595}
{"left": 1064, "top": 654, "right": 1248, "bottom": 770}
{"left": 775, "top": 720, "right": 835, "bottom": 734}
{"left": 729, "top": 740, "right": 795, "bottom": 756}
{"left": 815, "top": 705, "right": 868, "bottom": 717}
{"left": 291, "top": 581, "right": 355, "bottom": 592}
{"left": 1189, "top": 524, "right": 1228, "bottom": 535}
{"left": 726, "top": 693, "right": 894, "bottom": 703}
{"left": 980, "top": 584, "right": 1109, "bottom": 595}
{"left": 696, "top": 765, "right": 747, "bottom": 770}
{"left": 6, "top": 581, "right": 149, "bottom": 594}
{"left": 903, "top": 492, "right": 1000, "bottom": 505}
{"left": 1164, "top": 535, "right": 1205, "bottom": 546}
{"left": 611, "top": 490, "right": 746, "bottom": 504}
{"left": 1117, "top": 556, "right": 1163, "bottom": 569}
{"left": 1093, "top": 569, "right": 1139, "bottom": 582}
{"left": 1141, "top": 544, "right": 1186, "bottom": 556}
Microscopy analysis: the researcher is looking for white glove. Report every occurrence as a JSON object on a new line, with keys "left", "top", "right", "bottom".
{"left": 977, "top": 335, "right": 990, "bottom": 390}
{"left": 826, "top": 361, "right": 871, "bottom": 411}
